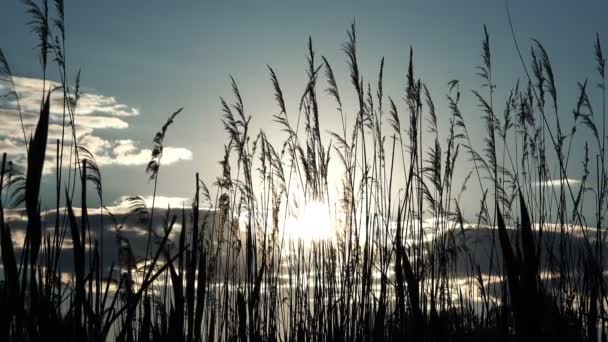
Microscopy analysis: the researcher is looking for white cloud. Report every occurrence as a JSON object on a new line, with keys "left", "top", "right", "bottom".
{"left": 11, "top": 76, "right": 139, "bottom": 117}
{"left": 111, "top": 195, "right": 193, "bottom": 211}
{"left": 64, "top": 115, "right": 129, "bottom": 130}
{"left": 533, "top": 178, "right": 581, "bottom": 187}
{"left": 0, "top": 138, "right": 24, "bottom": 155}
{"left": 0, "top": 76, "right": 192, "bottom": 174}
{"left": 92, "top": 139, "right": 192, "bottom": 167}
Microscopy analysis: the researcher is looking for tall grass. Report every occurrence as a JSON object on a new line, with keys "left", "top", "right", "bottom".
{"left": 1, "top": 1, "right": 607, "bottom": 341}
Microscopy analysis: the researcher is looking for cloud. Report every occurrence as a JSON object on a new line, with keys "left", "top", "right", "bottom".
{"left": 0, "top": 76, "right": 192, "bottom": 174}
{"left": 12, "top": 76, "right": 139, "bottom": 117}
{"left": 533, "top": 178, "right": 581, "bottom": 187}
{"left": 111, "top": 195, "right": 193, "bottom": 212}
{"left": 92, "top": 139, "right": 193, "bottom": 167}
{"left": 69, "top": 115, "right": 129, "bottom": 129}
{"left": 3, "top": 202, "right": 605, "bottom": 293}
{"left": 0, "top": 138, "right": 24, "bottom": 155}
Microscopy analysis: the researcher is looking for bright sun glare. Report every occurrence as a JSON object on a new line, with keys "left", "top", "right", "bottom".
{"left": 284, "top": 201, "right": 333, "bottom": 242}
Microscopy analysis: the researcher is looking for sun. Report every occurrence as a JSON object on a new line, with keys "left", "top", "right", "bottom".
{"left": 284, "top": 200, "right": 333, "bottom": 242}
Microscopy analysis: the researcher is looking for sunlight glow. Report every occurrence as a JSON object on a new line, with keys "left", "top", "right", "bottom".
{"left": 284, "top": 200, "right": 333, "bottom": 242}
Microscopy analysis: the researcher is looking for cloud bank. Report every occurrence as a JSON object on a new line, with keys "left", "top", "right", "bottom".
{"left": 533, "top": 178, "right": 581, "bottom": 187}
{"left": 0, "top": 76, "right": 192, "bottom": 174}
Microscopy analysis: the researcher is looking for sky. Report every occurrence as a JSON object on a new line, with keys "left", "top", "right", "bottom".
{"left": 0, "top": 0, "right": 607, "bottom": 217}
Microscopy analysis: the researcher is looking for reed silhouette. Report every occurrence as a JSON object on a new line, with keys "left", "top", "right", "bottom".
{"left": 0, "top": 1, "right": 607, "bottom": 341}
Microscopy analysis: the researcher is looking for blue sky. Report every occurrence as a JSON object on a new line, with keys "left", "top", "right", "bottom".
{"left": 1, "top": 0, "right": 607, "bottom": 216}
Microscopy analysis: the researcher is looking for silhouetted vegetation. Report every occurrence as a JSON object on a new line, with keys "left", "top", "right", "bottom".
{"left": 1, "top": 1, "right": 607, "bottom": 341}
